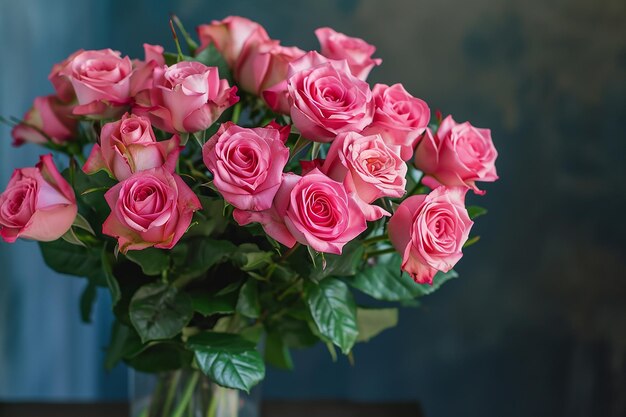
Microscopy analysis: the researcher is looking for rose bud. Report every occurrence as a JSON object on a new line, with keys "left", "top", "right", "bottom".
{"left": 414, "top": 116, "right": 498, "bottom": 195}
{"left": 315, "top": 27, "right": 382, "bottom": 80}
{"left": 203, "top": 122, "right": 290, "bottom": 211}
{"left": 83, "top": 113, "right": 180, "bottom": 181}
{"left": 11, "top": 95, "right": 78, "bottom": 146}
{"left": 129, "top": 44, "right": 166, "bottom": 96}
{"left": 102, "top": 167, "right": 201, "bottom": 252}
{"left": 0, "top": 154, "right": 77, "bottom": 243}
{"left": 388, "top": 186, "right": 473, "bottom": 284}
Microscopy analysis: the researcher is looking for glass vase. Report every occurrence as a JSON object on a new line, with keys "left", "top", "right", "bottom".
{"left": 130, "top": 369, "right": 260, "bottom": 417}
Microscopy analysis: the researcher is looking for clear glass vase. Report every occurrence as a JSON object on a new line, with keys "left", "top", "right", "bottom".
{"left": 130, "top": 370, "right": 261, "bottom": 417}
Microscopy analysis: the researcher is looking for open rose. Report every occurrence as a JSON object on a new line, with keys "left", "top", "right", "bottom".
{"left": 363, "top": 83, "right": 430, "bottom": 160}
{"left": 322, "top": 131, "right": 407, "bottom": 220}
{"left": 414, "top": 116, "right": 498, "bottom": 195}
{"left": 11, "top": 95, "right": 78, "bottom": 146}
{"left": 315, "top": 27, "right": 381, "bottom": 80}
{"left": 135, "top": 61, "right": 238, "bottom": 134}
{"left": 0, "top": 154, "right": 77, "bottom": 243}
{"left": 197, "top": 16, "right": 270, "bottom": 67}
{"left": 49, "top": 50, "right": 83, "bottom": 103}
{"left": 287, "top": 52, "right": 374, "bottom": 142}
{"left": 388, "top": 186, "right": 472, "bottom": 284}
{"left": 83, "top": 113, "right": 180, "bottom": 181}
{"left": 102, "top": 167, "right": 201, "bottom": 252}
{"left": 58, "top": 49, "right": 134, "bottom": 117}
{"left": 235, "top": 169, "right": 367, "bottom": 254}
{"left": 203, "top": 122, "right": 289, "bottom": 211}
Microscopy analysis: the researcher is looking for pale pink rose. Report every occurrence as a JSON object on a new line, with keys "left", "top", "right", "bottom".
{"left": 135, "top": 61, "right": 238, "bottom": 133}
{"left": 11, "top": 95, "right": 77, "bottom": 146}
{"left": 202, "top": 122, "right": 290, "bottom": 211}
{"left": 129, "top": 44, "right": 166, "bottom": 96}
{"left": 315, "top": 27, "right": 381, "bottom": 80}
{"left": 388, "top": 186, "right": 472, "bottom": 284}
{"left": 0, "top": 154, "right": 77, "bottom": 243}
{"left": 363, "top": 83, "right": 430, "bottom": 160}
{"left": 197, "top": 16, "right": 270, "bottom": 67}
{"left": 102, "top": 167, "right": 201, "bottom": 252}
{"left": 49, "top": 50, "right": 83, "bottom": 103}
{"left": 236, "top": 40, "right": 305, "bottom": 96}
{"left": 83, "top": 113, "right": 180, "bottom": 181}
{"left": 59, "top": 49, "right": 134, "bottom": 117}
{"left": 322, "top": 131, "right": 407, "bottom": 220}
{"left": 414, "top": 116, "right": 498, "bottom": 195}
{"left": 287, "top": 52, "right": 374, "bottom": 142}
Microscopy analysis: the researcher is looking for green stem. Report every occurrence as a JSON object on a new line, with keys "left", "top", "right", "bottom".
{"left": 171, "top": 372, "right": 200, "bottom": 417}
{"left": 277, "top": 277, "right": 303, "bottom": 301}
{"left": 206, "top": 385, "right": 222, "bottom": 417}
{"left": 231, "top": 102, "right": 242, "bottom": 125}
{"left": 161, "top": 370, "right": 181, "bottom": 417}
{"left": 169, "top": 19, "right": 185, "bottom": 62}
{"left": 365, "top": 247, "right": 396, "bottom": 259}
{"left": 362, "top": 235, "right": 389, "bottom": 246}
{"left": 279, "top": 243, "right": 300, "bottom": 262}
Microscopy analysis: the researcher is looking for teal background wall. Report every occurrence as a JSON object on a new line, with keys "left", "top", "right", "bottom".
{"left": 1, "top": 0, "right": 625, "bottom": 416}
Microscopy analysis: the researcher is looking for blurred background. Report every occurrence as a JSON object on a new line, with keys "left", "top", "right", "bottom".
{"left": 0, "top": 0, "right": 625, "bottom": 416}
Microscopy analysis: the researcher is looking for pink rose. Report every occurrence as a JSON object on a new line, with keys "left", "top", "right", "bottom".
{"left": 287, "top": 52, "right": 374, "bottom": 142}
{"left": 83, "top": 113, "right": 180, "bottom": 181}
{"left": 197, "top": 16, "right": 270, "bottom": 67}
{"left": 129, "top": 44, "right": 166, "bottom": 96}
{"left": 59, "top": 49, "right": 134, "bottom": 117}
{"left": 315, "top": 27, "right": 381, "bottom": 80}
{"left": 322, "top": 131, "right": 407, "bottom": 220}
{"left": 0, "top": 154, "right": 77, "bottom": 243}
{"left": 362, "top": 83, "right": 430, "bottom": 160}
{"left": 102, "top": 167, "right": 201, "bottom": 252}
{"left": 135, "top": 61, "right": 238, "bottom": 133}
{"left": 49, "top": 50, "right": 83, "bottom": 103}
{"left": 203, "top": 122, "right": 290, "bottom": 211}
{"left": 236, "top": 40, "right": 305, "bottom": 96}
{"left": 388, "top": 186, "right": 472, "bottom": 284}
{"left": 414, "top": 116, "right": 498, "bottom": 195}
{"left": 235, "top": 169, "right": 367, "bottom": 254}
{"left": 11, "top": 95, "right": 78, "bottom": 146}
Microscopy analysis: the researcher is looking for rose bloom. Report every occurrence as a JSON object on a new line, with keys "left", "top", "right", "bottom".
{"left": 235, "top": 40, "right": 305, "bottom": 96}
{"left": 315, "top": 27, "right": 382, "bottom": 80}
{"left": 58, "top": 49, "right": 134, "bottom": 117}
{"left": 49, "top": 50, "right": 83, "bottom": 103}
{"left": 83, "top": 113, "right": 180, "bottom": 181}
{"left": 130, "top": 44, "right": 166, "bottom": 96}
{"left": 134, "top": 61, "right": 238, "bottom": 134}
{"left": 102, "top": 167, "right": 201, "bottom": 252}
{"left": 388, "top": 186, "right": 473, "bottom": 284}
{"left": 322, "top": 131, "right": 407, "bottom": 221}
{"left": 235, "top": 169, "right": 367, "bottom": 254}
{"left": 286, "top": 52, "right": 374, "bottom": 142}
{"left": 203, "top": 122, "right": 290, "bottom": 211}
{"left": 0, "top": 154, "right": 77, "bottom": 243}
{"left": 11, "top": 95, "right": 77, "bottom": 146}
{"left": 414, "top": 115, "right": 498, "bottom": 195}
{"left": 363, "top": 83, "right": 430, "bottom": 161}
{"left": 197, "top": 16, "right": 270, "bottom": 67}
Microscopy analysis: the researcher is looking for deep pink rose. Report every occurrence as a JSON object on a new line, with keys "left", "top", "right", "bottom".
{"left": 11, "top": 95, "right": 78, "bottom": 146}
{"left": 58, "top": 49, "right": 134, "bottom": 117}
{"left": 286, "top": 52, "right": 374, "bottom": 142}
{"left": 83, "top": 113, "right": 180, "bottom": 181}
{"left": 388, "top": 186, "right": 472, "bottom": 284}
{"left": 363, "top": 83, "right": 430, "bottom": 160}
{"left": 414, "top": 116, "right": 498, "bottom": 195}
{"left": 135, "top": 61, "right": 238, "bottom": 133}
{"left": 202, "top": 122, "right": 290, "bottom": 211}
{"left": 197, "top": 16, "right": 270, "bottom": 67}
{"left": 322, "top": 131, "right": 407, "bottom": 220}
{"left": 235, "top": 169, "right": 367, "bottom": 254}
{"left": 102, "top": 167, "right": 201, "bottom": 252}
{"left": 236, "top": 40, "right": 305, "bottom": 96}
{"left": 315, "top": 27, "right": 381, "bottom": 80}
{"left": 0, "top": 154, "right": 77, "bottom": 243}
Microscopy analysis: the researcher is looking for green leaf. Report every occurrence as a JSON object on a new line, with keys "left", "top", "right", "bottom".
{"left": 172, "top": 238, "right": 237, "bottom": 279}
{"left": 39, "top": 239, "right": 101, "bottom": 278}
{"left": 125, "top": 248, "right": 170, "bottom": 276}
{"left": 61, "top": 227, "right": 86, "bottom": 247}
{"left": 305, "top": 278, "right": 358, "bottom": 355}
{"left": 125, "top": 342, "right": 193, "bottom": 373}
{"left": 72, "top": 213, "right": 95, "bottom": 235}
{"left": 104, "top": 321, "right": 144, "bottom": 370}
{"left": 310, "top": 240, "right": 365, "bottom": 281}
{"left": 463, "top": 235, "right": 481, "bottom": 248}
{"left": 268, "top": 315, "right": 319, "bottom": 348}
{"left": 232, "top": 244, "right": 274, "bottom": 272}
{"left": 467, "top": 205, "right": 488, "bottom": 219}
{"left": 193, "top": 44, "right": 232, "bottom": 83}
{"left": 102, "top": 249, "right": 121, "bottom": 305}
{"left": 79, "top": 281, "right": 97, "bottom": 323}
{"left": 187, "top": 332, "right": 265, "bottom": 393}
{"left": 414, "top": 270, "right": 459, "bottom": 295}
{"left": 129, "top": 283, "right": 193, "bottom": 343}
{"left": 191, "top": 291, "right": 238, "bottom": 316}
{"left": 236, "top": 279, "right": 260, "bottom": 319}
{"left": 265, "top": 332, "right": 293, "bottom": 370}
{"left": 356, "top": 308, "right": 398, "bottom": 342}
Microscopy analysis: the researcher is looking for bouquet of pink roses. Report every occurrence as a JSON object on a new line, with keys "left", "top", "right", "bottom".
{"left": 0, "top": 15, "right": 497, "bottom": 417}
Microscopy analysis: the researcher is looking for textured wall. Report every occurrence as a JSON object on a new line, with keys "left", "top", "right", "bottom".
{"left": 0, "top": 0, "right": 624, "bottom": 416}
